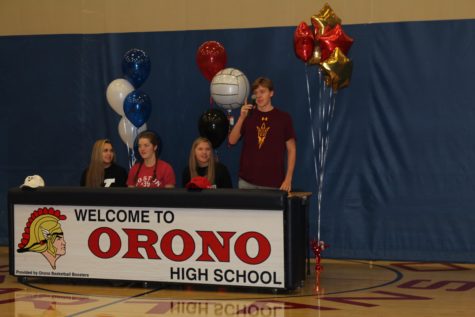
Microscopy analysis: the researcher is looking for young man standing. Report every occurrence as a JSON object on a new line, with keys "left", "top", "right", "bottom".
{"left": 228, "top": 77, "right": 296, "bottom": 192}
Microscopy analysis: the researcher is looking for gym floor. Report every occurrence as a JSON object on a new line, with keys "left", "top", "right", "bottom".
{"left": 1, "top": 247, "right": 473, "bottom": 316}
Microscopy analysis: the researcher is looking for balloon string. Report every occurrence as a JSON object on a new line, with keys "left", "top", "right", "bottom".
{"left": 317, "top": 69, "right": 326, "bottom": 242}
{"left": 317, "top": 83, "right": 337, "bottom": 242}
{"left": 123, "top": 117, "right": 138, "bottom": 169}
{"left": 318, "top": 70, "right": 324, "bottom": 176}
{"left": 306, "top": 67, "right": 337, "bottom": 243}
{"left": 128, "top": 148, "right": 134, "bottom": 169}
{"left": 131, "top": 126, "right": 138, "bottom": 167}
{"left": 122, "top": 118, "right": 132, "bottom": 169}
{"left": 305, "top": 65, "right": 320, "bottom": 241}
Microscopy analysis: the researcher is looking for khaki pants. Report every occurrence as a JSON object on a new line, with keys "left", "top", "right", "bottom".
{"left": 238, "top": 178, "right": 277, "bottom": 190}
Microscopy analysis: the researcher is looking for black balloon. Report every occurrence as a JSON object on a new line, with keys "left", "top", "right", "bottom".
{"left": 198, "top": 109, "right": 229, "bottom": 149}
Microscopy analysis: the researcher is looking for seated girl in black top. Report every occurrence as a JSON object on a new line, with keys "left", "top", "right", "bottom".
{"left": 81, "top": 139, "right": 127, "bottom": 187}
{"left": 182, "top": 137, "right": 232, "bottom": 188}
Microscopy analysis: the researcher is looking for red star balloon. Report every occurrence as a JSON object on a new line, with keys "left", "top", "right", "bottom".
{"left": 294, "top": 22, "right": 315, "bottom": 63}
{"left": 319, "top": 24, "right": 354, "bottom": 62}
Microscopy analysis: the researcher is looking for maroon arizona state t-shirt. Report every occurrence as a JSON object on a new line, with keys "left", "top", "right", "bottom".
{"left": 239, "top": 108, "right": 295, "bottom": 187}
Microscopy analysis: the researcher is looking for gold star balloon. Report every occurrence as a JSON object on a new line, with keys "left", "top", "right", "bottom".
{"left": 320, "top": 47, "right": 353, "bottom": 91}
{"left": 311, "top": 3, "right": 342, "bottom": 38}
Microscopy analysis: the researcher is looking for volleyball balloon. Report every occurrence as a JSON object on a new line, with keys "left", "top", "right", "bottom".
{"left": 210, "top": 68, "right": 250, "bottom": 111}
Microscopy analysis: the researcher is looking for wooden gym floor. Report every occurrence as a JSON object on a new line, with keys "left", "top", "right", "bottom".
{"left": 1, "top": 246, "right": 474, "bottom": 316}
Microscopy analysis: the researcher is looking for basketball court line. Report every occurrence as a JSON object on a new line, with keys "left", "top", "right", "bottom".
{"left": 3, "top": 247, "right": 475, "bottom": 316}
{"left": 15, "top": 259, "right": 404, "bottom": 300}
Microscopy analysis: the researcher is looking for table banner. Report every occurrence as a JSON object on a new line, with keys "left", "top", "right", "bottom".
{"left": 13, "top": 204, "right": 285, "bottom": 288}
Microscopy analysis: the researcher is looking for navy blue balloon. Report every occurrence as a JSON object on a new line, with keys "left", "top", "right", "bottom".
{"left": 122, "top": 48, "right": 151, "bottom": 88}
{"left": 123, "top": 90, "right": 152, "bottom": 128}
{"left": 133, "top": 130, "right": 162, "bottom": 161}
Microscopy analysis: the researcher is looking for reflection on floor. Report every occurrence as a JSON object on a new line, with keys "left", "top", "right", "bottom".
{"left": 1, "top": 246, "right": 474, "bottom": 316}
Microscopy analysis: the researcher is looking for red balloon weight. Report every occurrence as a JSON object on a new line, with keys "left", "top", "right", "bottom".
{"left": 294, "top": 22, "right": 315, "bottom": 63}
{"left": 318, "top": 24, "right": 354, "bottom": 62}
{"left": 196, "top": 41, "right": 227, "bottom": 81}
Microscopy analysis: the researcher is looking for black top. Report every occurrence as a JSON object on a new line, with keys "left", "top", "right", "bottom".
{"left": 182, "top": 162, "right": 233, "bottom": 188}
{"left": 80, "top": 163, "right": 128, "bottom": 187}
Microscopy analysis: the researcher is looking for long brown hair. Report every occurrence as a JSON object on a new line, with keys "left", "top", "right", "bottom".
{"left": 189, "top": 137, "right": 215, "bottom": 184}
{"left": 134, "top": 131, "right": 159, "bottom": 183}
{"left": 85, "top": 139, "right": 114, "bottom": 187}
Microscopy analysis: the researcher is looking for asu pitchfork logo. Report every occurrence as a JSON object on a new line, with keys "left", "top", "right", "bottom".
{"left": 256, "top": 117, "right": 270, "bottom": 149}
{"left": 17, "top": 207, "right": 67, "bottom": 270}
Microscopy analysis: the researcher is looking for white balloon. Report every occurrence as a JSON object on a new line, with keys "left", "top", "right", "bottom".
{"left": 210, "top": 68, "right": 250, "bottom": 111}
{"left": 106, "top": 78, "right": 134, "bottom": 116}
{"left": 118, "top": 117, "right": 147, "bottom": 148}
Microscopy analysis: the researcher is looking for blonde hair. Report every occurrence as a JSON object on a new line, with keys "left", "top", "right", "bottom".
{"left": 189, "top": 137, "right": 215, "bottom": 184}
{"left": 22, "top": 214, "right": 64, "bottom": 257}
{"left": 85, "top": 139, "right": 115, "bottom": 187}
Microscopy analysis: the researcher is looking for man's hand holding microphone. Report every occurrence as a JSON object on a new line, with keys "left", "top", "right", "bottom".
{"left": 240, "top": 94, "right": 257, "bottom": 118}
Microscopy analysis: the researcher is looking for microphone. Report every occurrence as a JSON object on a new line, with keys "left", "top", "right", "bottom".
{"left": 249, "top": 94, "right": 257, "bottom": 116}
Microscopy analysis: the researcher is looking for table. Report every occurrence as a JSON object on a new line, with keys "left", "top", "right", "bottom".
{"left": 8, "top": 187, "right": 309, "bottom": 290}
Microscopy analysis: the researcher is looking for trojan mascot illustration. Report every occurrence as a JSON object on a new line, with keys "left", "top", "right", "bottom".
{"left": 17, "top": 207, "right": 67, "bottom": 270}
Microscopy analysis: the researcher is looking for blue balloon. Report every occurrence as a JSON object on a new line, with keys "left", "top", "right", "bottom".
{"left": 123, "top": 90, "right": 152, "bottom": 128}
{"left": 133, "top": 130, "right": 162, "bottom": 161}
{"left": 122, "top": 48, "right": 151, "bottom": 88}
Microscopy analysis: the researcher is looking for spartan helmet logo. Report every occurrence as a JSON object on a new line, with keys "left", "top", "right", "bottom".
{"left": 17, "top": 207, "right": 67, "bottom": 270}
